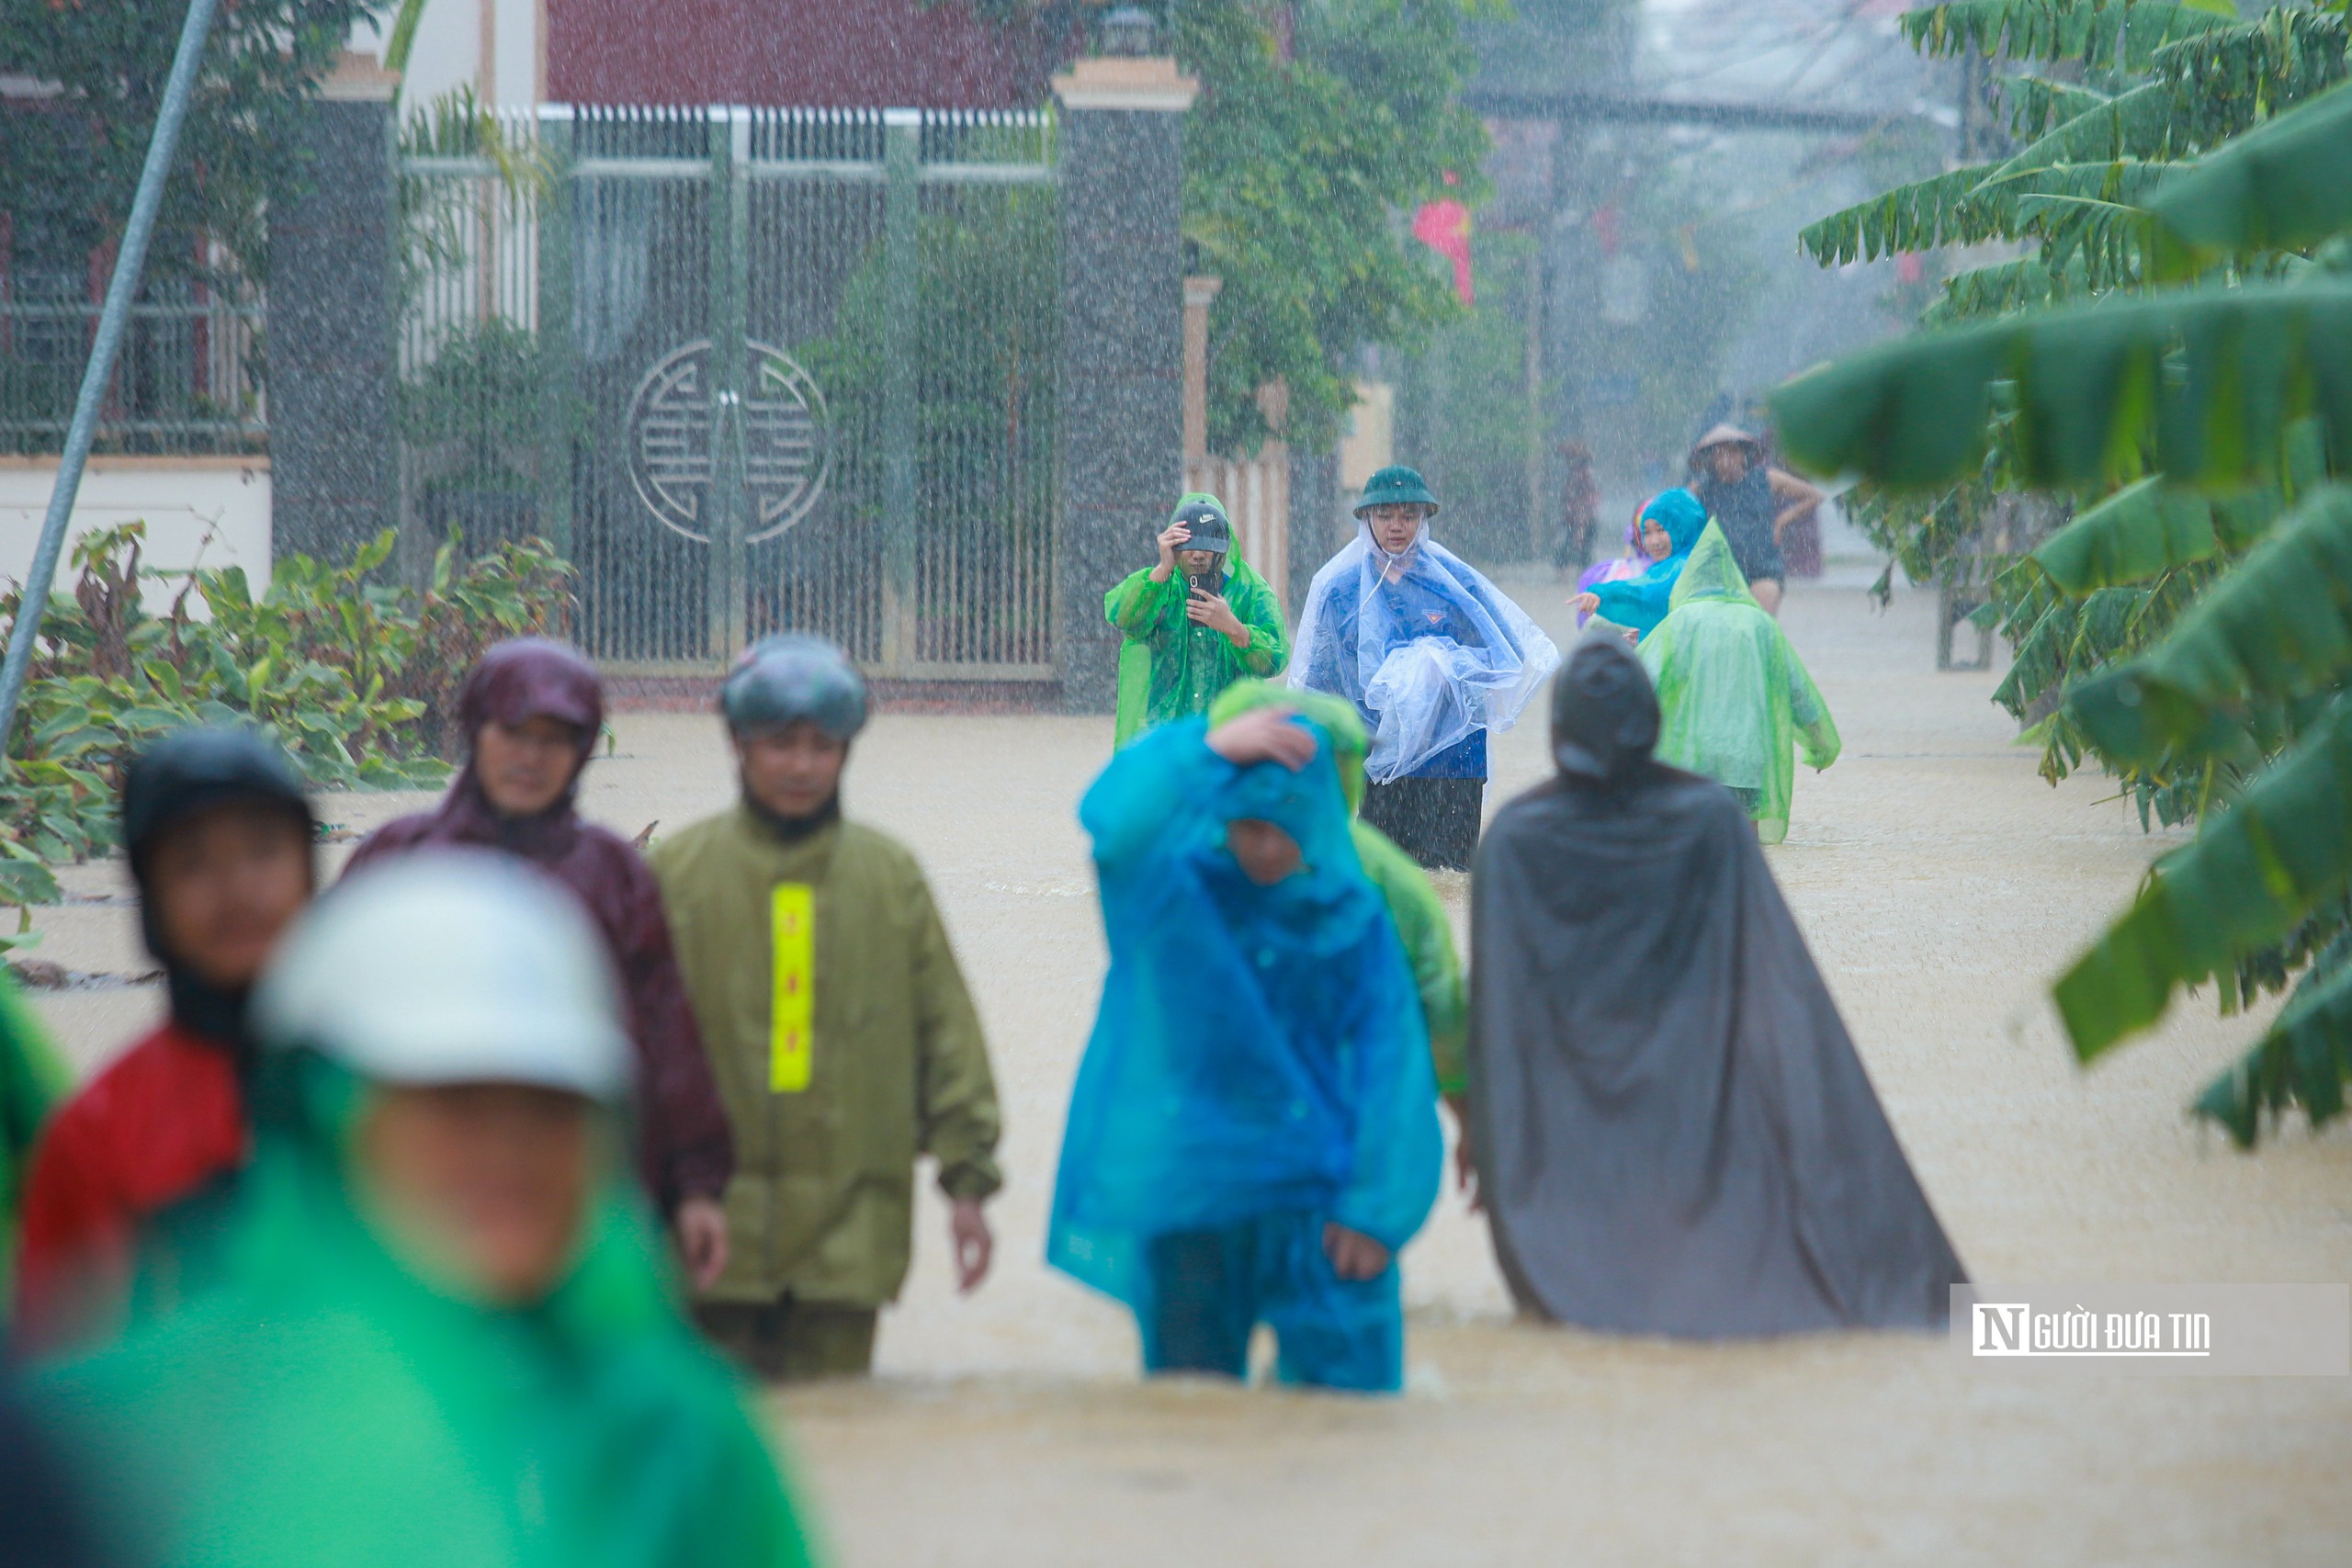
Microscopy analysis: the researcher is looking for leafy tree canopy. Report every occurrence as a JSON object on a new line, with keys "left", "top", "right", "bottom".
{"left": 958, "top": 1, "right": 1493, "bottom": 455}
{"left": 0, "top": 0, "right": 391, "bottom": 283}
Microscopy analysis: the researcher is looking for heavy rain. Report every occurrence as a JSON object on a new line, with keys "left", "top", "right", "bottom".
{"left": 3, "top": 1, "right": 2349, "bottom": 1564}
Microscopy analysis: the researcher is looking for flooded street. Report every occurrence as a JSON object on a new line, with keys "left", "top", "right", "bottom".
{"left": 26, "top": 571, "right": 2352, "bottom": 1564}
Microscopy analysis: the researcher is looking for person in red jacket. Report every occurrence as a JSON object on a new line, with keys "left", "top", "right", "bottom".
{"left": 342, "top": 637, "right": 734, "bottom": 1287}
{"left": 13, "top": 728, "right": 316, "bottom": 1354}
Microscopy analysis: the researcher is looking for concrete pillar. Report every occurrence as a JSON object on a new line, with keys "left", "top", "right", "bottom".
{"left": 1052, "top": 56, "right": 1197, "bottom": 711}
{"left": 266, "top": 52, "right": 399, "bottom": 568}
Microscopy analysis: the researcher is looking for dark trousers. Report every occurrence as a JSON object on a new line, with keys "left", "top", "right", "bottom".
{"left": 1361, "top": 775, "right": 1484, "bottom": 871}
{"left": 696, "top": 1298, "right": 878, "bottom": 1382}
{"left": 1141, "top": 1217, "right": 1403, "bottom": 1393}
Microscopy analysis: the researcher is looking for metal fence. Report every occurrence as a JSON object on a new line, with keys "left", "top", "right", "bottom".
{"left": 0, "top": 276, "right": 265, "bottom": 457}
{"left": 398, "top": 104, "right": 1060, "bottom": 677}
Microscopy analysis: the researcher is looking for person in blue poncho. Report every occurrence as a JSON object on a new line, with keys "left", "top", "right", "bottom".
{"left": 1290, "top": 467, "right": 1559, "bottom": 872}
{"left": 1048, "top": 705, "right": 1443, "bottom": 1393}
{"left": 1570, "top": 488, "right": 1710, "bottom": 641}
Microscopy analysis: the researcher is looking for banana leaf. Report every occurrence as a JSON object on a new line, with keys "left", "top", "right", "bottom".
{"left": 2037, "top": 479, "right": 2217, "bottom": 589}
{"left": 2067, "top": 485, "right": 2352, "bottom": 760}
{"left": 1902, "top": 0, "right": 2237, "bottom": 71}
{"left": 2054, "top": 697, "right": 2352, "bottom": 1056}
{"left": 1770, "top": 280, "right": 2352, "bottom": 491}
{"left": 2192, "top": 931, "right": 2352, "bottom": 1145}
{"left": 2150, "top": 79, "right": 2352, "bottom": 277}
{"left": 2033, "top": 476, "right": 2285, "bottom": 590}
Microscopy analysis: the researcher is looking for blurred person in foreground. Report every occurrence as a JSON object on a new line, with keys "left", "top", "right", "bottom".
{"left": 345, "top": 637, "right": 734, "bottom": 1288}
{"left": 1568, "top": 488, "right": 1707, "bottom": 643}
{"left": 29, "top": 852, "right": 818, "bottom": 1568}
{"left": 1049, "top": 703, "right": 1442, "bottom": 1393}
{"left": 1636, "top": 523, "right": 1840, "bottom": 844}
{"left": 14, "top": 728, "right": 314, "bottom": 1353}
{"left": 1467, "top": 639, "right": 1965, "bottom": 1336}
{"left": 1685, "top": 424, "right": 1824, "bottom": 616}
{"left": 1205, "top": 680, "right": 1471, "bottom": 1189}
{"left": 1291, "top": 466, "right": 1558, "bottom": 872}
{"left": 1106, "top": 491, "right": 1290, "bottom": 749}
{"left": 2, "top": 970, "right": 70, "bottom": 1321}
{"left": 650, "top": 635, "right": 1001, "bottom": 1381}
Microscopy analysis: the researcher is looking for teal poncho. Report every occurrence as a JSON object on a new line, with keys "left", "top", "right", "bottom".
{"left": 32, "top": 1056, "right": 819, "bottom": 1568}
{"left": 1638, "top": 521, "right": 1840, "bottom": 845}
{"left": 1048, "top": 717, "right": 1442, "bottom": 1331}
{"left": 1106, "top": 494, "right": 1290, "bottom": 748}
{"left": 1589, "top": 489, "right": 1708, "bottom": 641}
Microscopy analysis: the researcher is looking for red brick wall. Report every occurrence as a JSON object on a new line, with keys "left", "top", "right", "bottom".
{"left": 547, "top": 0, "right": 1047, "bottom": 107}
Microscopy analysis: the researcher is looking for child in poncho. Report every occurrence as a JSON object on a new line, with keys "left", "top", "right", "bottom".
{"left": 1049, "top": 705, "right": 1442, "bottom": 1393}
{"left": 1636, "top": 522, "right": 1840, "bottom": 843}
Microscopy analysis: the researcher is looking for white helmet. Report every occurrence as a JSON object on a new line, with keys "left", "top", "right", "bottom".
{"left": 254, "top": 850, "right": 631, "bottom": 1101}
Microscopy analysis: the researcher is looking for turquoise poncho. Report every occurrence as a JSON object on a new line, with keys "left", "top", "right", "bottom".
{"left": 1048, "top": 717, "right": 1442, "bottom": 1334}
{"left": 1638, "top": 521, "right": 1840, "bottom": 844}
{"left": 1589, "top": 489, "right": 1709, "bottom": 641}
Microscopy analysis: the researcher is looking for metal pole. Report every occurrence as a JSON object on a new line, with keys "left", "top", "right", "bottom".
{"left": 0, "top": 0, "right": 224, "bottom": 757}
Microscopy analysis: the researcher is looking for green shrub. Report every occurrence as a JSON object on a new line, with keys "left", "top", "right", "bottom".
{"left": 0, "top": 521, "right": 577, "bottom": 910}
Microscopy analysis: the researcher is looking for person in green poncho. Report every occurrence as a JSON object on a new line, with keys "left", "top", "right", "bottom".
{"left": 29, "top": 852, "right": 819, "bottom": 1568}
{"left": 2, "top": 968, "right": 68, "bottom": 1319}
{"left": 650, "top": 635, "right": 1003, "bottom": 1382}
{"left": 1107, "top": 493, "right": 1290, "bottom": 748}
{"left": 1207, "top": 680, "right": 1473, "bottom": 1191}
{"left": 1636, "top": 520, "right": 1841, "bottom": 845}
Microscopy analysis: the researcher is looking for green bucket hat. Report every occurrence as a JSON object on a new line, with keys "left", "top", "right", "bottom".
{"left": 1352, "top": 465, "right": 1440, "bottom": 517}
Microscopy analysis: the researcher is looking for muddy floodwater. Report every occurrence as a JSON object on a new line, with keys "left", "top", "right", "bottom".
{"left": 26, "top": 572, "right": 2352, "bottom": 1565}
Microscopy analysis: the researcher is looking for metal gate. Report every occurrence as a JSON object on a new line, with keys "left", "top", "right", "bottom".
{"left": 397, "top": 104, "right": 1059, "bottom": 678}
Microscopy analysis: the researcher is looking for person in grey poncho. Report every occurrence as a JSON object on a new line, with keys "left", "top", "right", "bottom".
{"left": 1467, "top": 637, "right": 1966, "bottom": 1336}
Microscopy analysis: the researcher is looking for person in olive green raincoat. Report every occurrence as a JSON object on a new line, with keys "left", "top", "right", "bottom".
{"left": 1107, "top": 492, "right": 1290, "bottom": 748}
{"left": 31, "top": 854, "right": 817, "bottom": 1568}
{"left": 650, "top": 635, "right": 1002, "bottom": 1381}
{"left": 1207, "top": 679, "right": 1472, "bottom": 1182}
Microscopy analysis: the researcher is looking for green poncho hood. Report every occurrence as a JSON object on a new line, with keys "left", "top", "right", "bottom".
{"left": 1669, "top": 521, "right": 1760, "bottom": 610}
{"left": 1639, "top": 521, "right": 1839, "bottom": 845}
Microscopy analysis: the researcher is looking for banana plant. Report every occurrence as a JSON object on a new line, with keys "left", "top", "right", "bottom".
{"left": 1774, "top": 58, "right": 2352, "bottom": 1143}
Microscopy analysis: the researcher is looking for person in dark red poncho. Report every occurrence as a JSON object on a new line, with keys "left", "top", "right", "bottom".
{"left": 14, "top": 728, "right": 316, "bottom": 1354}
{"left": 343, "top": 638, "right": 734, "bottom": 1288}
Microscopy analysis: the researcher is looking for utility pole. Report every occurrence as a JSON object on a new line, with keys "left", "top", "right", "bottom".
{"left": 0, "top": 0, "right": 225, "bottom": 756}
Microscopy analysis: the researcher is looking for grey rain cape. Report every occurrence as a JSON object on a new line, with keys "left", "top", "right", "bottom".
{"left": 1467, "top": 638, "right": 1965, "bottom": 1336}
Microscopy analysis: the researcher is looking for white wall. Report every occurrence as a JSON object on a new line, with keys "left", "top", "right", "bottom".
{"left": 390, "top": 0, "right": 543, "bottom": 112}
{"left": 0, "top": 458, "right": 272, "bottom": 617}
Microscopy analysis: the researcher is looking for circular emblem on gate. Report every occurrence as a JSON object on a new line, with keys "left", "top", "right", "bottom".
{"left": 625, "top": 339, "right": 832, "bottom": 543}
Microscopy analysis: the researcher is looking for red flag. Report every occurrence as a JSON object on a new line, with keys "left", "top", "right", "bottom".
{"left": 1413, "top": 197, "right": 1474, "bottom": 306}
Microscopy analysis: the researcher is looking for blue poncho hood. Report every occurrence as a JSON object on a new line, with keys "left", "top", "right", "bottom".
{"left": 1048, "top": 717, "right": 1442, "bottom": 1312}
{"left": 1589, "top": 489, "right": 1714, "bottom": 641}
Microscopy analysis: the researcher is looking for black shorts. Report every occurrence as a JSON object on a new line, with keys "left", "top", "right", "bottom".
{"left": 1726, "top": 528, "right": 1785, "bottom": 585}
{"left": 1361, "top": 775, "right": 1483, "bottom": 871}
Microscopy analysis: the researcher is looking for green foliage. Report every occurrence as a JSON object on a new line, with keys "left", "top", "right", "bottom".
{"left": 2148, "top": 77, "right": 2352, "bottom": 276}
{"left": 1775, "top": 6, "right": 2352, "bottom": 1143}
{"left": 0, "top": 521, "right": 577, "bottom": 906}
{"left": 1773, "top": 278, "right": 2352, "bottom": 493}
{"left": 0, "top": 0, "right": 393, "bottom": 283}
{"left": 1174, "top": 0, "right": 1496, "bottom": 455}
